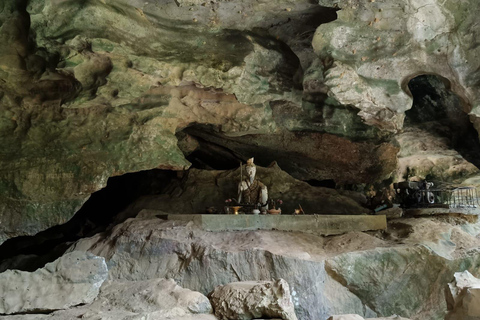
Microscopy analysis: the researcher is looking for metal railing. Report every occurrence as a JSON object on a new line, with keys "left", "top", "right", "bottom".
{"left": 404, "top": 187, "right": 479, "bottom": 208}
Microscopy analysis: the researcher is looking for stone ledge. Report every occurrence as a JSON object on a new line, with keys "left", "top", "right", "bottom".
{"left": 405, "top": 207, "right": 480, "bottom": 222}
{"left": 156, "top": 213, "right": 387, "bottom": 236}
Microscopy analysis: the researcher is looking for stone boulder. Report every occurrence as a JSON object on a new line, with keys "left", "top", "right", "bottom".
{"left": 209, "top": 279, "right": 298, "bottom": 320}
{"left": 89, "top": 278, "right": 213, "bottom": 316}
{"left": 0, "top": 278, "right": 215, "bottom": 320}
{"left": 445, "top": 270, "right": 480, "bottom": 320}
{"left": 0, "top": 251, "right": 108, "bottom": 314}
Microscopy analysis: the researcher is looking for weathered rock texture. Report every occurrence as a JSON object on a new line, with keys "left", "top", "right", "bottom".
{"left": 0, "top": 251, "right": 108, "bottom": 314}
{"left": 1, "top": 0, "right": 480, "bottom": 258}
{"left": 183, "top": 129, "right": 398, "bottom": 184}
{"left": 68, "top": 215, "right": 480, "bottom": 320}
{"left": 209, "top": 279, "right": 298, "bottom": 320}
{"left": 445, "top": 270, "right": 480, "bottom": 320}
{"left": 0, "top": 278, "right": 215, "bottom": 320}
{"left": 0, "top": 0, "right": 401, "bottom": 244}
{"left": 395, "top": 127, "right": 479, "bottom": 183}
{"left": 395, "top": 75, "right": 480, "bottom": 184}
{"left": 314, "top": 0, "right": 480, "bottom": 133}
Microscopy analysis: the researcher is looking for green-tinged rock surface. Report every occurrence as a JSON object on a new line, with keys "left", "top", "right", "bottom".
{"left": 0, "top": 0, "right": 402, "bottom": 243}
{"left": 1, "top": 0, "right": 480, "bottom": 255}
{"left": 314, "top": 0, "right": 480, "bottom": 133}
{"left": 68, "top": 216, "right": 480, "bottom": 320}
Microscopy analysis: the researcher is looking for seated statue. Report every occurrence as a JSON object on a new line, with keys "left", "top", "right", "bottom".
{"left": 238, "top": 158, "right": 268, "bottom": 213}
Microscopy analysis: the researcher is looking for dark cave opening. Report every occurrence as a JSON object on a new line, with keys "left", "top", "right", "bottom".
{"left": 305, "top": 179, "right": 336, "bottom": 189}
{"left": 0, "top": 170, "right": 177, "bottom": 272}
{"left": 177, "top": 130, "right": 244, "bottom": 171}
{"left": 1, "top": 126, "right": 288, "bottom": 272}
{"left": 406, "top": 74, "right": 480, "bottom": 169}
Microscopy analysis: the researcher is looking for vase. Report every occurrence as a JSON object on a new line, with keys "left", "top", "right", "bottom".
{"left": 231, "top": 206, "right": 242, "bottom": 215}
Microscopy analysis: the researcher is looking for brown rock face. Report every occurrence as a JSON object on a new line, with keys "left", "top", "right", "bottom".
{"left": 183, "top": 130, "right": 398, "bottom": 184}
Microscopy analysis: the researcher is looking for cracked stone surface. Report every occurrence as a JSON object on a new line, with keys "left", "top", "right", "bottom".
{"left": 209, "top": 279, "right": 298, "bottom": 320}
{"left": 67, "top": 215, "right": 480, "bottom": 320}
{"left": 0, "top": 0, "right": 397, "bottom": 244}
{"left": 0, "top": 278, "right": 215, "bottom": 320}
{"left": 0, "top": 251, "right": 108, "bottom": 315}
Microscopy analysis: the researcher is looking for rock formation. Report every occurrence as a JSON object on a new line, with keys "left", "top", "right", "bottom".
{"left": 0, "top": 251, "right": 108, "bottom": 314}
{"left": 1, "top": 0, "right": 479, "bottom": 248}
{"left": 2, "top": 0, "right": 480, "bottom": 319}
{"left": 0, "top": 277, "right": 215, "bottom": 320}
{"left": 0, "top": 0, "right": 394, "bottom": 243}
{"left": 65, "top": 215, "right": 480, "bottom": 320}
{"left": 314, "top": 0, "right": 480, "bottom": 133}
{"left": 209, "top": 279, "right": 298, "bottom": 320}
{"left": 445, "top": 270, "right": 480, "bottom": 320}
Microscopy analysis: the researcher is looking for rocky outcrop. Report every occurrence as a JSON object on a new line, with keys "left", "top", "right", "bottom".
{"left": 68, "top": 215, "right": 480, "bottom": 320}
{"left": 445, "top": 270, "right": 480, "bottom": 320}
{"left": 314, "top": 0, "right": 480, "bottom": 133}
{"left": 394, "top": 75, "right": 480, "bottom": 184}
{"left": 183, "top": 129, "right": 398, "bottom": 184}
{"left": 0, "top": 251, "right": 108, "bottom": 314}
{"left": 0, "top": 0, "right": 401, "bottom": 244}
{"left": 209, "top": 279, "right": 298, "bottom": 320}
{"left": 395, "top": 126, "right": 479, "bottom": 183}
{"left": 0, "top": 278, "right": 215, "bottom": 320}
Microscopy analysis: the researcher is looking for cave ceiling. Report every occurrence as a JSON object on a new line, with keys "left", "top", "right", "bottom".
{"left": 1, "top": 0, "right": 480, "bottom": 243}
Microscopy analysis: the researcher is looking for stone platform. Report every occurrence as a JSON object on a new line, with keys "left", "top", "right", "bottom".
{"left": 156, "top": 213, "right": 387, "bottom": 236}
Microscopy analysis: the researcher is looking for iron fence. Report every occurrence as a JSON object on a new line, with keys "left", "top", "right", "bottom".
{"left": 399, "top": 187, "right": 480, "bottom": 208}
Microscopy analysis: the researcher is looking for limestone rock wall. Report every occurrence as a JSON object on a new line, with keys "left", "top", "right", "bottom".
{"left": 120, "top": 164, "right": 371, "bottom": 219}
{"left": 1, "top": 0, "right": 480, "bottom": 243}
{"left": 314, "top": 0, "right": 480, "bottom": 133}
{"left": 0, "top": 251, "right": 108, "bottom": 314}
{"left": 69, "top": 216, "right": 480, "bottom": 320}
{"left": 0, "top": 0, "right": 399, "bottom": 243}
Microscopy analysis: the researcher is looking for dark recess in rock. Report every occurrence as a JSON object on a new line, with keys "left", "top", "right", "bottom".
{"left": 306, "top": 179, "right": 336, "bottom": 189}
{"left": 406, "top": 74, "right": 480, "bottom": 169}
{"left": 182, "top": 125, "right": 398, "bottom": 185}
{"left": 0, "top": 170, "right": 176, "bottom": 272}
{"left": 176, "top": 128, "right": 244, "bottom": 170}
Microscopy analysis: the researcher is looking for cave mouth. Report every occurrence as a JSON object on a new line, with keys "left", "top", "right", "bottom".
{"left": 0, "top": 169, "right": 178, "bottom": 272}
{"left": 0, "top": 132, "right": 273, "bottom": 272}
{"left": 405, "top": 74, "right": 480, "bottom": 169}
